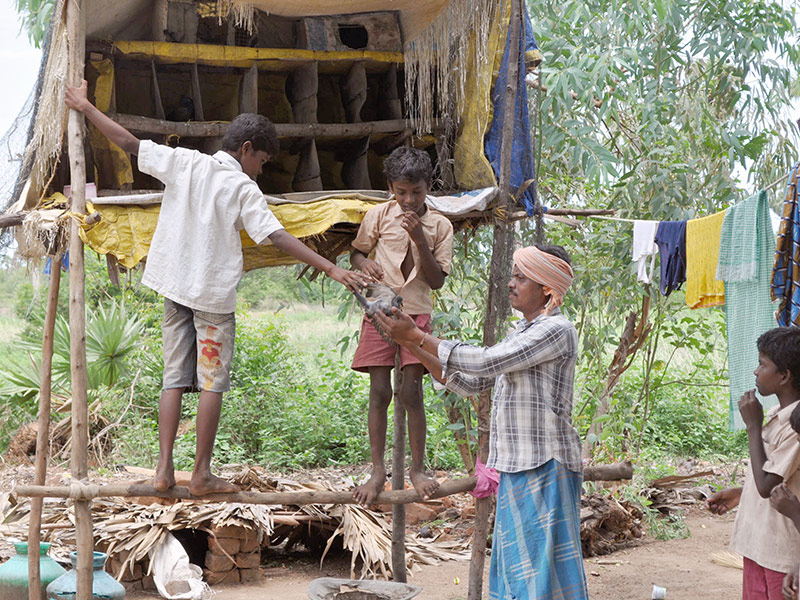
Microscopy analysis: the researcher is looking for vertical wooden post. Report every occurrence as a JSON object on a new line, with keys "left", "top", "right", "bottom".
{"left": 66, "top": 0, "right": 93, "bottom": 598}
{"left": 28, "top": 250, "right": 63, "bottom": 600}
{"left": 239, "top": 63, "right": 259, "bottom": 114}
{"left": 390, "top": 354, "right": 407, "bottom": 582}
{"left": 468, "top": 0, "right": 523, "bottom": 598}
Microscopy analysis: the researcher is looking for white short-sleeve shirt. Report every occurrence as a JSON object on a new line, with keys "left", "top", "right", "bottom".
{"left": 137, "top": 140, "right": 284, "bottom": 313}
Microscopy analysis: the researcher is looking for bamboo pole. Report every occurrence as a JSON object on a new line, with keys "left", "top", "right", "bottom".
{"left": 66, "top": 0, "right": 93, "bottom": 598}
{"left": 468, "top": 1, "right": 523, "bottom": 598}
{"left": 28, "top": 250, "right": 63, "bottom": 600}
{"left": 391, "top": 354, "right": 407, "bottom": 582}
{"left": 13, "top": 477, "right": 478, "bottom": 504}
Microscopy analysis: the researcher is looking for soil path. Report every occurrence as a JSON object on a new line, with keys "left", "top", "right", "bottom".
{"left": 129, "top": 510, "right": 741, "bottom": 600}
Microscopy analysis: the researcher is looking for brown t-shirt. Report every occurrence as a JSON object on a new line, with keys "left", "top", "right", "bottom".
{"left": 352, "top": 200, "right": 453, "bottom": 314}
{"left": 730, "top": 400, "right": 800, "bottom": 573}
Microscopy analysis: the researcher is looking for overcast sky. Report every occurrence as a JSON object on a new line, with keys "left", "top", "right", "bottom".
{"left": 0, "top": 1, "right": 42, "bottom": 137}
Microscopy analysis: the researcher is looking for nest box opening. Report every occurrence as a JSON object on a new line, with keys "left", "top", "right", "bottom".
{"left": 338, "top": 23, "right": 368, "bottom": 49}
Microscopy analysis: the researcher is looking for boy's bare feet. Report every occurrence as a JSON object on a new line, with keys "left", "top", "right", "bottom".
{"left": 153, "top": 464, "right": 176, "bottom": 492}
{"left": 353, "top": 467, "right": 387, "bottom": 506}
{"left": 189, "top": 473, "right": 240, "bottom": 496}
{"left": 410, "top": 469, "right": 439, "bottom": 501}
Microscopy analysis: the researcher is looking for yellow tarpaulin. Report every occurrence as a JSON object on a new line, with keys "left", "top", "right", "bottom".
{"left": 78, "top": 197, "right": 380, "bottom": 271}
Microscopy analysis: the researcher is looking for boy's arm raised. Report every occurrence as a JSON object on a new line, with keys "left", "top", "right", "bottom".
{"left": 65, "top": 80, "right": 140, "bottom": 155}
{"left": 268, "top": 229, "right": 370, "bottom": 292}
{"left": 740, "top": 390, "right": 784, "bottom": 497}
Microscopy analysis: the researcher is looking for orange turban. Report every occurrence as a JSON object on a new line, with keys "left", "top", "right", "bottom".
{"left": 513, "top": 246, "right": 574, "bottom": 314}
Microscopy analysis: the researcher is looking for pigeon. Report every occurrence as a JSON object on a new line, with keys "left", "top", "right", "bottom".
{"left": 167, "top": 95, "right": 195, "bottom": 122}
{"left": 352, "top": 282, "right": 403, "bottom": 341}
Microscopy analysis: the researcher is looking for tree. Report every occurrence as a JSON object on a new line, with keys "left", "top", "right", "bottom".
{"left": 15, "top": 0, "right": 54, "bottom": 48}
{"left": 525, "top": 0, "right": 799, "bottom": 456}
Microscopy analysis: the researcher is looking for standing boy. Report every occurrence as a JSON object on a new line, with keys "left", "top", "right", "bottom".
{"left": 350, "top": 147, "right": 453, "bottom": 505}
{"left": 708, "top": 327, "right": 800, "bottom": 599}
{"left": 65, "top": 80, "right": 368, "bottom": 496}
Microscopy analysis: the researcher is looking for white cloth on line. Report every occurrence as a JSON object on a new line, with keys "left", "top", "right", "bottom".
{"left": 631, "top": 220, "right": 659, "bottom": 284}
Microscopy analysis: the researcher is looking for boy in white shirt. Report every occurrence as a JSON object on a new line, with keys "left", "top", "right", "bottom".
{"left": 65, "top": 80, "right": 368, "bottom": 496}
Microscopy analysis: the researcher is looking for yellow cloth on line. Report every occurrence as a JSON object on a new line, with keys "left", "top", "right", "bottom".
{"left": 685, "top": 210, "right": 726, "bottom": 308}
{"left": 78, "top": 197, "right": 379, "bottom": 271}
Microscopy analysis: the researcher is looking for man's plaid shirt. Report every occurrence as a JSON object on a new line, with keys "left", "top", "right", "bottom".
{"left": 438, "top": 309, "right": 582, "bottom": 473}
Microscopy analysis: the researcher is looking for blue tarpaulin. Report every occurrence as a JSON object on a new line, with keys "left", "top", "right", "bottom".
{"left": 484, "top": 4, "right": 539, "bottom": 215}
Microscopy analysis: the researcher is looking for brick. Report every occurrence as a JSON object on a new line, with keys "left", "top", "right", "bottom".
{"left": 208, "top": 536, "right": 240, "bottom": 555}
{"left": 209, "top": 525, "right": 248, "bottom": 539}
{"left": 239, "top": 534, "right": 261, "bottom": 553}
{"left": 204, "top": 550, "right": 236, "bottom": 572}
{"left": 122, "top": 580, "right": 143, "bottom": 593}
{"left": 239, "top": 568, "right": 262, "bottom": 583}
{"left": 235, "top": 552, "right": 260, "bottom": 570}
{"left": 204, "top": 568, "right": 241, "bottom": 586}
{"left": 405, "top": 503, "right": 438, "bottom": 526}
{"left": 119, "top": 562, "right": 143, "bottom": 582}
{"left": 142, "top": 573, "right": 156, "bottom": 591}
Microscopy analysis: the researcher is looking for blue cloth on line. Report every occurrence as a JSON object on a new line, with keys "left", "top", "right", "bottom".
{"left": 484, "top": 3, "right": 540, "bottom": 215}
{"left": 654, "top": 220, "right": 687, "bottom": 296}
{"left": 489, "top": 459, "right": 588, "bottom": 600}
{"left": 771, "top": 162, "right": 800, "bottom": 326}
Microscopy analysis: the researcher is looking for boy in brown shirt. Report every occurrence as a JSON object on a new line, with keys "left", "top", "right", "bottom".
{"left": 708, "top": 327, "right": 800, "bottom": 599}
{"left": 350, "top": 147, "right": 454, "bottom": 505}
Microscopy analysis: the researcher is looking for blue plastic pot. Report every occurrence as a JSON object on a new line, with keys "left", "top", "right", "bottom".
{"left": 46, "top": 551, "right": 125, "bottom": 600}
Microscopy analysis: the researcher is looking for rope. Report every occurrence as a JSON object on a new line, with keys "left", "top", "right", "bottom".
{"left": 68, "top": 481, "right": 99, "bottom": 501}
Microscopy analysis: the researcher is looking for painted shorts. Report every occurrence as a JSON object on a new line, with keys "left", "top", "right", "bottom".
{"left": 161, "top": 298, "right": 235, "bottom": 393}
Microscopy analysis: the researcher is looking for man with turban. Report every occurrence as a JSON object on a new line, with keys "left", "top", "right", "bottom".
{"left": 374, "top": 244, "right": 588, "bottom": 600}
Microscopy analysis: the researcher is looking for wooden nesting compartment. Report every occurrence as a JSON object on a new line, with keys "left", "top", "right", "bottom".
{"left": 84, "top": 5, "right": 441, "bottom": 197}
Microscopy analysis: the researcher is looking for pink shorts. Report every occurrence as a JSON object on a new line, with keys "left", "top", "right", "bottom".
{"left": 742, "top": 556, "right": 786, "bottom": 600}
{"left": 351, "top": 314, "right": 432, "bottom": 372}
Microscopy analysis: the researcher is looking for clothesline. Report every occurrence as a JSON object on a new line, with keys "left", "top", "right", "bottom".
{"left": 582, "top": 176, "right": 790, "bottom": 224}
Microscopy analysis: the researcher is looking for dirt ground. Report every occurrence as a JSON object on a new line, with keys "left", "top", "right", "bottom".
{"left": 127, "top": 510, "right": 740, "bottom": 600}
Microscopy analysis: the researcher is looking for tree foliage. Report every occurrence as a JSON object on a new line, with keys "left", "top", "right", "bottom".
{"left": 15, "top": 0, "right": 54, "bottom": 48}
{"left": 527, "top": 0, "right": 799, "bottom": 456}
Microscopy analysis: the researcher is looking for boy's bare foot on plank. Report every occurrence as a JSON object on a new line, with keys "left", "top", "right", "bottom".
{"left": 353, "top": 467, "right": 387, "bottom": 506}
{"left": 410, "top": 469, "right": 439, "bottom": 501}
{"left": 153, "top": 465, "right": 176, "bottom": 492}
{"left": 189, "top": 473, "right": 240, "bottom": 496}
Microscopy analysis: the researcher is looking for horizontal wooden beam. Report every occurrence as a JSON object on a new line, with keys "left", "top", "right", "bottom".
{"left": 110, "top": 113, "right": 417, "bottom": 139}
{"left": 14, "top": 477, "right": 477, "bottom": 505}
{"left": 12, "top": 463, "right": 629, "bottom": 505}
{"left": 583, "top": 461, "right": 633, "bottom": 481}
{"left": 0, "top": 211, "right": 28, "bottom": 229}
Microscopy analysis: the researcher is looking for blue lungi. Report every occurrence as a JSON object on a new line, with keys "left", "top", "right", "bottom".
{"left": 489, "top": 459, "right": 588, "bottom": 600}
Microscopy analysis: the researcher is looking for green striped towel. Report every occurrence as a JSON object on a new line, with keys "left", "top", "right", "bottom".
{"left": 717, "top": 190, "right": 778, "bottom": 430}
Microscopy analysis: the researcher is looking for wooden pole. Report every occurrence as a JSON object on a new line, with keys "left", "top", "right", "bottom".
{"left": 109, "top": 113, "right": 424, "bottom": 139}
{"left": 468, "top": 0, "right": 523, "bottom": 598}
{"left": 66, "top": 0, "right": 93, "bottom": 598}
{"left": 13, "top": 476, "right": 478, "bottom": 503}
{"left": 391, "top": 353, "right": 407, "bottom": 582}
{"left": 28, "top": 250, "right": 63, "bottom": 600}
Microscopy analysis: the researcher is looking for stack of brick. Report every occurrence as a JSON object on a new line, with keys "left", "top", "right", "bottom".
{"left": 104, "top": 550, "right": 155, "bottom": 594}
{"left": 203, "top": 524, "right": 263, "bottom": 585}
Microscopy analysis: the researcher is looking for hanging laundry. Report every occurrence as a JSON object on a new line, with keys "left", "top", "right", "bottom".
{"left": 631, "top": 220, "right": 658, "bottom": 284}
{"left": 654, "top": 220, "right": 687, "bottom": 296}
{"left": 717, "top": 190, "right": 778, "bottom": 430}
{"left": 771, "top": 163, "right": 800, "bottom": 326}
{"left": 685, "top": 210, "right": 726, "bottom": 308}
